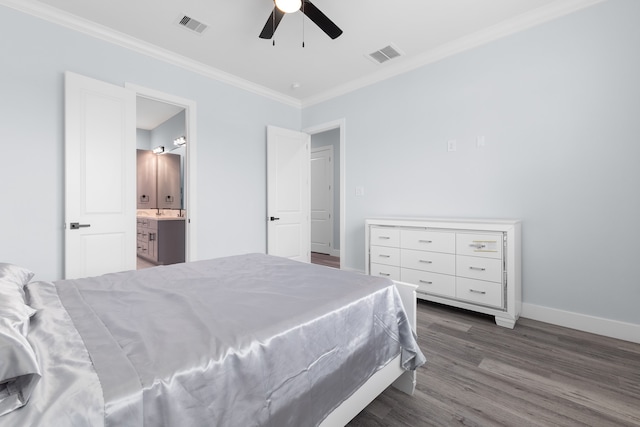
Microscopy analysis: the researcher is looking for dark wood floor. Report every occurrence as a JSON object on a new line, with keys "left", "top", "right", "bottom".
{"left": 347, "top": 300, "right": 640, "bottom": 426}
{"left": 311, "top": 252, "right": 340, "bottom": 269}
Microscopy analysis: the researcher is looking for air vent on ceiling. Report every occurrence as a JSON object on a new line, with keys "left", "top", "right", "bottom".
{"left": 177, "top": 15, "right": 208, "bottom": 34}
{"left": 367, "top": 45, "right": 402, "bottom": 64}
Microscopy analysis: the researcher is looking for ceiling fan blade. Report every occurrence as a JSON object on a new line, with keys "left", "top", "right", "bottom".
{"left": 259, "top": 7, "right": 286, "bottom": 39}
{"left": 302, "top": 0, "right": 343, "bottom": 39}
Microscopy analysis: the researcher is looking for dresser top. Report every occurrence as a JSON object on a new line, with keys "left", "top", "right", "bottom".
{"left": 365, "top": 217, "right": 520, "bottom": 231}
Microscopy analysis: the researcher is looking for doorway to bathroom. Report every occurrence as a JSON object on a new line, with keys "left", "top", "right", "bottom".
{"left": 127, "top": 84, "right": 198, "bottom": 270}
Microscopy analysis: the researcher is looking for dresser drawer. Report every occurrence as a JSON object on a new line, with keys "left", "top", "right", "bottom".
{"left": 369, "top": 263, "right": 400, "bottom": 281}
{"left": 370, "top": 227, "right": 400, "bottom": 248}
{"left": 370, "top": 246, "right": 400, "bottom": 266}
{"left": 456, "top": 255, "right": 503, "bottom": 283}
{"left": 401, "top": 268, "right": 455, "bottom": 298}
{"left": 401, "top": 249, "right": 455, "bottom": 275}
{"left": 456, "top": 277, "right": 503, "bottom": 308}
{"left": 456, "top": 232, "right": 503, "bottom": 259}
{"left": 401, "top": 229, "right": 455, "bottom": 253}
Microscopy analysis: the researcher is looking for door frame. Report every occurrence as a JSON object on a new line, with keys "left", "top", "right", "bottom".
{"left": 303, "top": 119, "right": 345, "bottom": 269}
{"left": 125, "top": 83, "right": 198, "bottom": 262}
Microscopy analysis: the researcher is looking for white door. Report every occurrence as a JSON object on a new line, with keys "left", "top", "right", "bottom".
{"left": 310, "top": 146, "right": 333, "bottom": 255}
{"left": 65, "top": 72, "right": 136, "bottom": 279}
{"left": 266, "top": 126, "right": 310, "bottom": 262}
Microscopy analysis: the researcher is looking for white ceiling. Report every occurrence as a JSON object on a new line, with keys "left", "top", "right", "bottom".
{"left": 12, "top": 0, "right": 603, "bottom": 105}
{"left": 136, "top": 97, "right": 184, "bottom": 130}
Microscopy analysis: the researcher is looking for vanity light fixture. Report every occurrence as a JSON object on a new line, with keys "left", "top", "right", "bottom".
{"left": 152, "top": 146, "right": 165, "bottom": 154}
{"left": 173, "top": 136, "right": 187, "bottom": 147}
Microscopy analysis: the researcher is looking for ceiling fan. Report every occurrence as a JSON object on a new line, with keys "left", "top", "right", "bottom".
{"left": 259, "top": 0, "right": 343, "bottom": 40}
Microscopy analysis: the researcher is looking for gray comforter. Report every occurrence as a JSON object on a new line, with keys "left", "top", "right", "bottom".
{"left": 5, "top": 254, "right": 425, "bottom": 426}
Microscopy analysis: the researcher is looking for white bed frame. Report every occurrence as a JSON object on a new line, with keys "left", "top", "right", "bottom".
{"left": 320, "top": 281, "right": 418, "bottom": 426}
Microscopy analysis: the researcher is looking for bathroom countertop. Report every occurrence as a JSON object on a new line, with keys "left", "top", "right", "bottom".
{"left": 137, "top": 216, "right": 186, "bottom": 221}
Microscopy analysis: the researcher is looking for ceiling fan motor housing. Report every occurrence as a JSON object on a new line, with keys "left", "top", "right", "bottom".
{"left": 260, "top": 0, "right": 343, "bottom": 40}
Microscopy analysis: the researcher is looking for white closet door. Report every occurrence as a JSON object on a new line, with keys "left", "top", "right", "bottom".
{"left": 311, "top": 146, "right": 333, "bottom": 255}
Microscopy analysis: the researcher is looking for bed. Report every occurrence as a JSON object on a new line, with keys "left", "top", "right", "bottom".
{"left": 0, "top": 253, "right": 425, "bottom": 426}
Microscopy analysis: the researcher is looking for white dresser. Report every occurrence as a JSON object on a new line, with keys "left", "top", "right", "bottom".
{"left": 365, "top": 218, "right": 521, "bottom": 328}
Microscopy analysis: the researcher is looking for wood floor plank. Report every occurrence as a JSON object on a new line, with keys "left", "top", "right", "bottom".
{"left": 479, "top": 357, "right": 640, "bottom": 426}
{"left": 347, "top": 300, "right": 640, "bottom": 426}
{"left": 311, "top": 252, "right": 340, "bottom": 268}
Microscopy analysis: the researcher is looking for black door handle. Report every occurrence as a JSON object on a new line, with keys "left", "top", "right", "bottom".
{"left": 269, "top": 216, "right": 280, "bottom": 221}
{"left": 70, "top": 222, "right": 91, "bottom": 230}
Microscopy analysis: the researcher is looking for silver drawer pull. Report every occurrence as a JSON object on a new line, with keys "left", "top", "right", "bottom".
{"left": 379, "top": 236, "right": 391, "bottom": 240}
{"left": 419, "top": 280, "right": 433, "bottom": 285}
{"left": 469, "top": 289, "right": 486, "bottom": 295}
{"left": 419, "top": 260, "right": 433, "bottom": 264}
{"left": 379, "top": 254, "right": 391, "bottom": 258}
{"left": 418, "top": 240, "right": 432, "bottom": 243}
{"left": 379, "top": 272, "right": 391, "bottom": 277}
{"left": 469, "top": 243, "right": 486, "bottom": 249}
{"left": 469, "top": 266, "right": 486, "bottom": 271}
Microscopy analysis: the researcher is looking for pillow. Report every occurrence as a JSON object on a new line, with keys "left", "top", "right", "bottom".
{"left": 0, "top": 264, "right": 36, "bottom": 337}
{"left": 0, "top": 291, "right": 36, "bottom": 337}
{"left": 0, "top": 263, "right": 34, "bottom": 287}
{"left": 0, "top": 317, "right": 41, "bottom": 416}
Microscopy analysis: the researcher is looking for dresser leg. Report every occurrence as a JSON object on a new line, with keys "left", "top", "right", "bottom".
{"left": 495, "top": 316, "right": 516, "bottom": 329}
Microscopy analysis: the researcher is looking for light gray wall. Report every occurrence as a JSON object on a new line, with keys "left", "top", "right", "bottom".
{"left": 149, "top": 110, "right": 185, "bottom": 153}
{"left": 311, "top": 129, "right": 340, "bottom": 251}
{"left": 302, "top": 0, "right": 640, "bottom": 325}
{"left": 136, "top": 129, "right": 151, "bottom": 150}
{"left": 136, "top": 110, "right": 186, "bottom": 152}
{"left": 0, "top": 5, "right": 299, "bottom": 281}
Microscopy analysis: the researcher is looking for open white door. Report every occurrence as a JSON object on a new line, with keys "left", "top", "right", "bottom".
{"left": 311, "top": 146, "right": 333, "bottom": 255}
{"left": 266, "top": 126, "right": 310, "bottom": 262}
{"left": 65, "top": 72, "right": 136, "bottom": 279}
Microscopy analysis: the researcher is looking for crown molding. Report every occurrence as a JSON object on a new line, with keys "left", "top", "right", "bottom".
{"left": 301, "top": 0, "right": 607, "bottom": 108}
{"left": 2, "top": 0, "right": 606, "bottom": 110}
{"left": 0, "top": 0, "right": 302, "bottom": 108}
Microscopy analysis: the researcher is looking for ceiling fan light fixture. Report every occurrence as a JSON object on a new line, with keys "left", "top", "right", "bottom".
{"left": 275, "top": 0, "right": 301, "bottom": 14}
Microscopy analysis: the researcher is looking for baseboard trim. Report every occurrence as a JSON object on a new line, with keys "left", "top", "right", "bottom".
{"left": 521, "top": 303, "right": 640, "bottom": 344}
